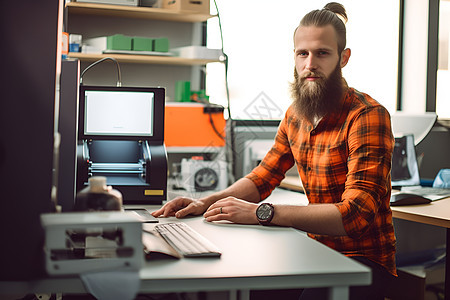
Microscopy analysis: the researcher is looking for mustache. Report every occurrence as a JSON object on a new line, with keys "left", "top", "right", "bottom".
{"left": 300, "top": 71, "right": 325, "bottom": 80}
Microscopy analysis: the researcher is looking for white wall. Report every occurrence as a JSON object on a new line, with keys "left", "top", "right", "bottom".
{"left": 436, "top": 1, "right": 450, "bottom": 118}
{"left": 401, "top": 0, "right": 430, "bottom": 113}
{"left": 207, "top": 0, "right": 400, "bottom": 119}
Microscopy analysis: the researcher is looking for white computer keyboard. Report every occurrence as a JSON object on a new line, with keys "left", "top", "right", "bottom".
{"left": 154, "top": 222, "right": 222, "bottom": 258}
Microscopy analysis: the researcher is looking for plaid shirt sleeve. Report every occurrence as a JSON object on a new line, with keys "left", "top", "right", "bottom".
{"left": 335, "top": 104, "right": 394, "bottom": 238}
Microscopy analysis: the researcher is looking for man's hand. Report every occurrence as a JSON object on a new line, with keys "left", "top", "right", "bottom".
{"left": 151, "top": 196, "right": 209, "bottom": 218}
{"left": 204, "top": 197, "right": 259, "bottom": 225}
{"left": 152, "top": 178, "right": 261, "bottom": 221}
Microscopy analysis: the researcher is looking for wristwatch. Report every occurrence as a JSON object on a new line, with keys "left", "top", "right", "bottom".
{"left": 256, "top": 203, "right": 275, "bottom": 225}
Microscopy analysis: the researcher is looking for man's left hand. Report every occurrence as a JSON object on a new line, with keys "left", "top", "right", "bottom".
{"left": 204, "top": 197, "right": 259, "bottom": 224}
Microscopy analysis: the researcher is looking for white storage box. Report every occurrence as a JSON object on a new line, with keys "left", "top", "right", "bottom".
{"left": 172, "top": 46, "right": 223, "bottom": 60}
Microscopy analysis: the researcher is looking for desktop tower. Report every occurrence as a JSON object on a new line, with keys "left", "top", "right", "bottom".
{"left": 0, "top": 0, "right": 63, "bottom": 280}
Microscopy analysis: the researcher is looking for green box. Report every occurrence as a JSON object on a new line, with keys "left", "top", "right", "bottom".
{"left": 107, "top": 34, "right": 132, "bottom": 51}
{"left": 153, "top": 38, "right": 169, "bottom": 52}
{"left": 133, "top": 37, "right": 153, "bottom": 51}
{"left": 175, "top": 81, "right": 191, "bottom": 102}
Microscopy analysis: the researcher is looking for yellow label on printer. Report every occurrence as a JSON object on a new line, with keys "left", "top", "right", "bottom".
{"left": 144, "top": 190, "right": 164, "bottom": 196}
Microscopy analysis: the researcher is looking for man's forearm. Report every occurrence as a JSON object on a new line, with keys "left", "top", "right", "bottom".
{"left": 272, "top": 203, "right": 347, "bottom": 236}
{"left": 200, "top": 178, "right": 261, "bottom": 206}
{"left": 199, "top": 178, "right": 347, "bottom": 236}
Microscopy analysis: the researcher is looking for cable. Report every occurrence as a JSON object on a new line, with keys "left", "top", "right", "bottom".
{"left": 207, "top": 108, "right": 226, "bottom": 141}
{"left": 80, "top": 57, "right": 122, "bottom": 87}
{"left": 213, "top": 0, "right": 231, "bottom": 120}
{"left": 212, "top": 0, "right": 235, "bottom": 183}
{"left": 193, "top": 95, "right": 226, "bottom": 141}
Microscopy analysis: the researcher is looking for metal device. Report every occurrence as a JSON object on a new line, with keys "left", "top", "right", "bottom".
{"left": 41, "top": 211, "right": 143, "bottom": 275}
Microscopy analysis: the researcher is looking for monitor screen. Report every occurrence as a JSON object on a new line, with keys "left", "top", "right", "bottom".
{"left": 79, "top": 86, "right": 165, "bottom": 141}
{"left": 84, "top": 90, "right": 153, "bottom": 136}
{"left": 391, "top": 134, "right": 420, "bottom": 187}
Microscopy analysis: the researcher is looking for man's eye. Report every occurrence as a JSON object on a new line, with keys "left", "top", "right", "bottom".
{"left": 318, "top": 51, "right": 329, "bottom": 56}
{"left": 298, "top": 52, "right": 308, "bottom": 57}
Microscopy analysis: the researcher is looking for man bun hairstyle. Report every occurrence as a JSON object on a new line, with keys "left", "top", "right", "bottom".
{"left": 323, "top": 2, "right": 348, "bottom": 23}
{"left": 297, "top": 2, "right": 348, "bottom": 53}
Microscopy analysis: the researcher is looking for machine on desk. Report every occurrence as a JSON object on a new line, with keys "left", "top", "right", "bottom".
{"left": 76, "top": 86, "right": 167, "bottom": 205}
{"left": 41, "top": 211, "right": 143, "bottom": 275}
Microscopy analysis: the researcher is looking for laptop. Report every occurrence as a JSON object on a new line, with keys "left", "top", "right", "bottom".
{"left": 391, "top": 134, "right": 450, "bottom": 201}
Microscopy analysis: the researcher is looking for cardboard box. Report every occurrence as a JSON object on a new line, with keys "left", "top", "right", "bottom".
{"left": 75, "top": 0, "right": 138, "bottom": 6}
{"left": 162, "top": 0, "right": 210, "bottom": 14}
{"left": 165, "top": 103, "right": 226, "bottom": 147}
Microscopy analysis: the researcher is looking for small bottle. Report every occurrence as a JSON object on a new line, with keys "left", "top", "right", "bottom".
{"left": 74, "top": 176, "right": 123, "bottom": 211}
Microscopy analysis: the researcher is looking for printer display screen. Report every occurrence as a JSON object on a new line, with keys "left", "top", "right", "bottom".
{"left": 84, "top": 90, "right": 154, "bottom": 137}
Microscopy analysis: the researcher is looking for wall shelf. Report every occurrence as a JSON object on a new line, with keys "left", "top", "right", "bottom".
{"left": 68, "top": 52, "right": 221, "bottom": 65}
{"left": 65, "top": 2, "right": 215, "bottom": 22}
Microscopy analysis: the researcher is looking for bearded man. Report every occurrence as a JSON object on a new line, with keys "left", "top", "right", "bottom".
{"left": 153, "top": 3, "right": 396, "bottom": 299}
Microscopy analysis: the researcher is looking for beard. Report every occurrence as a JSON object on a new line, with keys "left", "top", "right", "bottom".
{"left": 290, "top": 63, "right": 345, "bottom": 124}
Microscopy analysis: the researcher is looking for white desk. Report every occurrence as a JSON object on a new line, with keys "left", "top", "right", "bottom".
{"left": 0, "top": 189, "right": 370, "bottom": 300}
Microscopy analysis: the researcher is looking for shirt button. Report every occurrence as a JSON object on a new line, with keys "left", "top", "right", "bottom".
{"left": 307, "top": 167, "right": 312, "bottom": 171}
{"left": 311, "top": 130, "right": 316, "bottom": 135}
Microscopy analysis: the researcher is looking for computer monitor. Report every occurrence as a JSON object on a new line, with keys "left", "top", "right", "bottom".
{"left": 79, "top": 86, "right": 165, "bottom": 141}
{"left": 391, "top": 134, "right": 421, "bottom": 187}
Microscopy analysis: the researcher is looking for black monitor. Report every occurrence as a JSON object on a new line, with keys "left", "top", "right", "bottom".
{"left": 391, "top": 134, "right": 421, "bottom": 187}
{"left": 79, "top": 86, "right": 165, "bottom": 141}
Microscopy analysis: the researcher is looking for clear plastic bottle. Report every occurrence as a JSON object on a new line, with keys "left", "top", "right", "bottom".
{"left": 74, "top": 176, "right": 123, "bottom": 211}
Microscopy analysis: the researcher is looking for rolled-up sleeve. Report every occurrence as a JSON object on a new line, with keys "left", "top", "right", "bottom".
{"left": 335, "top": 105, "right": 394, "bottom": 238}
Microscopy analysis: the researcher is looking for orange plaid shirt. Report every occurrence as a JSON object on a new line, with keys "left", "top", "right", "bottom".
{"left": 246, "top": 88, "right": 396, "bottom": 276}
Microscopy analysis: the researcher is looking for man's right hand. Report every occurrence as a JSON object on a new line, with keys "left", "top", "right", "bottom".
{"left": 151, "top": 196, "right": 210, "bottom": 219}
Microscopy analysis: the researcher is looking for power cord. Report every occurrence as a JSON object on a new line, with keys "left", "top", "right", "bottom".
{"left": 80, "top": 57, "right": 122, "bottom": 87}
{"left": 212, "top": 0, "right": 236, "bottom": 183}
{"left": 213, "top": 0, "right": 230, "bottom": 120}
{"left": 191, "top": 94, "right": 226, "bottom": 141}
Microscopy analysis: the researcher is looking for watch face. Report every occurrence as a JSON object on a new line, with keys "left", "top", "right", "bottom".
{"left": 257, "top": 203, "right": 273, "bottom": 220}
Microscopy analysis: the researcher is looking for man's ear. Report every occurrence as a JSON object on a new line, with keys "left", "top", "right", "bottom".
{"left": 340, "top": 48, "right": 351, "bottom": 68}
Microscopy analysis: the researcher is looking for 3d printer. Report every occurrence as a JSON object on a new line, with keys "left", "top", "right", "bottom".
{"left": 76, "top": 86, "right": 167, "bottom": 204}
